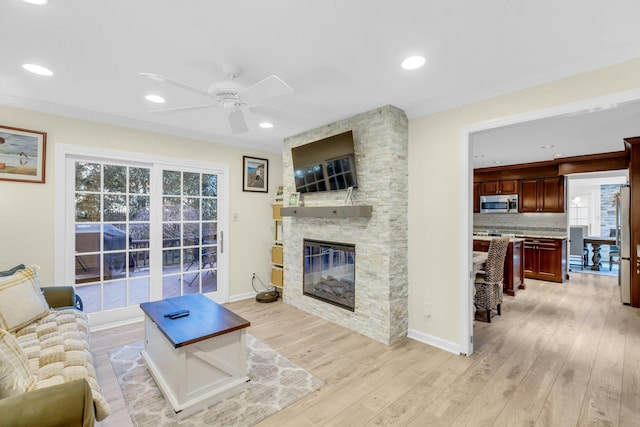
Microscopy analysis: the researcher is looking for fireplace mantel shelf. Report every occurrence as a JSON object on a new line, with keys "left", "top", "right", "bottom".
{"left": 280, "top": 205, "right": 373, "bottom": 219}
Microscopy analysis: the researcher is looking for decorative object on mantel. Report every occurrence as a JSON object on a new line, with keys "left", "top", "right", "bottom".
{"left": 288, "top": 192, "right": 300, "bottom": 206}
{"left": 242, "top": 155, "right": 268, "bottom": 192}
{"left": 109, "top": 334, "right": 323, "bottom": 426}
{"left": 280, "top": 205, "right": 373, "bottom": 218}
{"left": 274, "top": 185, "right": 284, "bottom": 203}
{"left": 344, "top": 186, "right": 353, "bottom": 205}
{"left": 0, "top": 125, "right": 47, "bottom": 184}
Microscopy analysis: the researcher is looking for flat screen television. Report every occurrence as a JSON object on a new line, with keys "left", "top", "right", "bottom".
{"left": 291, "top": 130, "right": 357, "bottom": 194}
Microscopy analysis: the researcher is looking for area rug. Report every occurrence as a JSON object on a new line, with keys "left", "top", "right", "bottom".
{"left": 109, "top": 335, "right": 323, "bottom": 426}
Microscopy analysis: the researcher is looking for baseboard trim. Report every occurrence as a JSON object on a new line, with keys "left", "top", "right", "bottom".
{"left": 228, "top": 292, "right": 256, "bottom": 303}
{"left": 407, "top": 328, "right": 461, "bottom": 355}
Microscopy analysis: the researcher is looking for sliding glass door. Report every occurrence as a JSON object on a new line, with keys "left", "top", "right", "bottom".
{"left": 57, "top": 146, "right": 228, "bottom": 328}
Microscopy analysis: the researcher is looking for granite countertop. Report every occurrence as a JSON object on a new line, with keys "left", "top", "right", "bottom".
{"left": 473, "top": 233, "right": 567, "bottom": 240}
{"left": 472, "top": 235, "right": 525, "bottom": 242}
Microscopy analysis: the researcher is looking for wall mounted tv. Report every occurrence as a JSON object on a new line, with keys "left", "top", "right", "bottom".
{"left": 291, "top": 130, "right": 357, "bottom": 194}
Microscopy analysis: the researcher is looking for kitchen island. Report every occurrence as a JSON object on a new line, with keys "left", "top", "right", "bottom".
{"left": 473, "top": 236, "right": 525, "bottom": 296}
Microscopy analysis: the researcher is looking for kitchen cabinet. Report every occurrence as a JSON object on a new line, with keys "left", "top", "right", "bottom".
{"left": 523, "top": 237, "right": 566, "bottom": 282}
{"left": 473, "top": 183, "right": 480, "bottom": 213}
{"left": 519, "top": 176, "right": 565, "bottom": 213}
{"left": 479, "top": 180, "right": 518, "bottom": 195}
{"left": 473, "top": 238, "right": 525, "bottom": 296}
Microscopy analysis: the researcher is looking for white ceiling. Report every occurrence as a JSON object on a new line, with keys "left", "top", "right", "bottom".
{"left": 2, "top": 0, "right": 640, "bottom": 155}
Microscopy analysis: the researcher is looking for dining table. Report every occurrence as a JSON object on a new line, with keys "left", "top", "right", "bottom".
{"left": 584, "top": 236, "right": 617, "bottom": 271}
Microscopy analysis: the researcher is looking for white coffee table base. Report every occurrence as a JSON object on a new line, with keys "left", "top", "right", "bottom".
{"left": 141, "top": 317, "right": 249, "bottom": 419}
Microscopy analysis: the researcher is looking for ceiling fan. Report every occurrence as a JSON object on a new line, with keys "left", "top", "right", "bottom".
{"left": 140, "top": 66, "right": 293, "bottom": 134}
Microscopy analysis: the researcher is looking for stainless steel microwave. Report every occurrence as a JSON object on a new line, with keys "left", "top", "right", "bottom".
{"left": 479, "top": 194, "right": 519, "bottom": 213}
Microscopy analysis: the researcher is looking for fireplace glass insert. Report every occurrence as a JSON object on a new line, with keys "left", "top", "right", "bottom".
{"left": 303, "top": 239, "right": 355, "bottom": 311}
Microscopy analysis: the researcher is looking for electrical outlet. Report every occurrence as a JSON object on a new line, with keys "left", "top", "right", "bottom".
{"left": 232, "top": 212, "right": 239, "bottom": 222}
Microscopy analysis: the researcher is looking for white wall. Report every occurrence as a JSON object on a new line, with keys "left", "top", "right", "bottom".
{"left": 0, "top": 105, "right": 282, "bottom": 298}
{"left": 408, "top": 57, "right": 640, "bottom": 349}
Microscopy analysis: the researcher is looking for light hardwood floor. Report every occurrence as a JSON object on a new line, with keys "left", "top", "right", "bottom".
{"left": 92, "top": 272, "right": 640, "bottom": 426}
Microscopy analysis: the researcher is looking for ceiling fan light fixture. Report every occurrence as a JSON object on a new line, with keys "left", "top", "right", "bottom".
{"left": 22, "top": 63, "right": 53, "bottom": 76}
{"left": 401, "top": 55, "right": 426, "bottom": 70}
{"left": 259, "top": 122, "right": 274, "bottom": 129}
{"left": 145, "top": 94, "right": 165, "bottom": 103}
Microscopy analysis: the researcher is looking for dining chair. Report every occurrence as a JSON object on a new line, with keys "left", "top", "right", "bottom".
{"left": 474, "top": 237, "right": 510, "bottom": 323}
{"left": 609, "top": 228, "right": 620, "bottom": 271}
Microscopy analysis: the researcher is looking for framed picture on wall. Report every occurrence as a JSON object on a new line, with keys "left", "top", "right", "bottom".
{"left": 0, "top": 125, "right": 47, "bottom": 183}
{"left": 242, "top": 155, "right": 269, "bottom": 192}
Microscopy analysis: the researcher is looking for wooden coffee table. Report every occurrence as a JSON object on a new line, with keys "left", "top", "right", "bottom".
{"left": 140, "top": 294, "right": 251, "bottom": 418}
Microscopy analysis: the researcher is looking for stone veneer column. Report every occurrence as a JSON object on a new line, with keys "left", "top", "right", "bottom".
{"left": 282, "top": 105, "right": 408, "bottom": 345}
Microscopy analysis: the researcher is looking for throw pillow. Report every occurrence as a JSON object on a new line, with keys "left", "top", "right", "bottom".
{"left": 0, "top": 329, "right": 36, "bottom": 398}
{"left": 0, "top": 264, "right": 26, "bottom": 277}
{"left": 0, "top": 267, "right": 50, "bottom": 332}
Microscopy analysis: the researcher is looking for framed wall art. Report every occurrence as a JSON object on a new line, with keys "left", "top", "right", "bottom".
{"left": 242, "top": 155, "right": 268, "bottom": 192}
{"left": 0, "top": 125, "right": 47, "bottom": 183}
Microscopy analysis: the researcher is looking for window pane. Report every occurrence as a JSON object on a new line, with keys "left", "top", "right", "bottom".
{"left": 202, "top": 223, "right": 217, "bottom": 243}
{"left": 163, "top": 170, "right": 181, "bottom": 195}
{"left": 75, "top": 162, "right": 101, "bottom": 192}
{"left": 129, "top": 167, "right": 150, "bottom": 194}
{"left": 163, "top": 249, "right": 180, "bottom": 273}
{"left": 104, "top": 194, "right": 126, "bottom": 221}
{"left": 75, "top": 283, "right": 101, "bottom": 313}
{"left": 130, "top": 224, "right": 149, "bottom": 243}
{"left": 75, "top": 254, "right": 100, "bottom": 284}
{"left": 76, "top": 193, "right": 100, "bottom": 221}
{"left": 183, "top": 223, "right": 199, "bottom": 246}
{"left": 183, "top": 172, "right": 199, "bottom": 196}
{"left": 104, "top": 165, "right": 126, "bottom": 193}
{"left": 202, "top": 199, "right": 217, "bottom": 220}
{"left": 76, "top": 224, "right": 100, "bottom": 253}
{"left": 163, "top": 197, "right": 181, "bottom": 221}
{"left": 103, "top": 280, "right": 126, "bottom": 310}
{"left": 202, "top": 174, "right": 217, "bottom": 197}
{"left": 129, "top": 195, "right": 149, "bottom": 221}
{"left": 128, "top": 277, "right": 150, "bottom": 305}
{"left": 129, "top": 250, "right": 149, "bottom": 273}
{"left": 163, "top": 224, "right": 180, "bottom": 247}
{"left": 183, "top": 197, "right": 200, "bottom": 221}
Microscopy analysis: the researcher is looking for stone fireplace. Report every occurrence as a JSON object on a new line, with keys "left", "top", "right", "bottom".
{"left": 282, "top": 105, "right": 408, "bottom": 345}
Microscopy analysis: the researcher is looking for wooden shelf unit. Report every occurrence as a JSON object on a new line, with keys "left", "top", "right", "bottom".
{"left": 271, "top": 204, "right": 284, "bottom": 289}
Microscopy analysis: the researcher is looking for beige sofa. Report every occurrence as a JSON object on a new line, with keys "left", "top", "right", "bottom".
{"left": 0, "top": 266, "right": 110, "bottom": 427}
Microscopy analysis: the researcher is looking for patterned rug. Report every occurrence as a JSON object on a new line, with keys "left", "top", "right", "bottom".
{"left": 109, "top": 335, "right": 323, "bottom": 426}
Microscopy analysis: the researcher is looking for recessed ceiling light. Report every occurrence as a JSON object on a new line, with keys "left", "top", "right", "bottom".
{"left": 145, "top": 94, "right": 165, "bottom": 103}
{"left": 22, "top": 63, "right": 53, "bottom": 76}
{"left": 493, "top": 161, "right": 502, "bottom": 164}
{"left": 541, "top": 145, "right": 555, "bottom": 149}
{"left": 473, "top": 154, "right": 485, "bottom": 158}
{"left": 259, "top": 122, "right": 274, "bottom": 129}
{"left": 401, "top": 55, "right": 426, "bottom": 70}
{"left": 553, "top": 153, "right": 564, "bottom": 158}
{"left": 21, "top": 0, "right": 49, "bottom": 4}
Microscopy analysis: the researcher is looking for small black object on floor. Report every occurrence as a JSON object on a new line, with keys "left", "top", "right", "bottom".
{"left": 256, "top": 290, "right": 279, "bottom": 303}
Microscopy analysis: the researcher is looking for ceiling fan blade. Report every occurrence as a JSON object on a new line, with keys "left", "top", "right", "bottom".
{"left": 150, "top": 104, "right": 216, "bottom": 115}
{"left": 229, "top": 109, "right": 249, "bottom": 134}
{"left": 240, "top": 75, "right": 293, "bottom": 105}
{"left": 140, "top": 72, "right": 210, "bottom": 97}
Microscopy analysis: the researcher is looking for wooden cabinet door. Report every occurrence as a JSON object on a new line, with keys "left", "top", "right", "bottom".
{"left": 536, "top": 241, "right": 559, "bottom": 279}
{"left": 473, "top": 183, "right": 480, "bottom": 213}
{"left": 480, "top": 180, "right": 518, "bottom": 195}
{"left": 480, "top": 181, "right": 500, "bottom": 195}
{"left": 539, "top": 177, "right": 565, "bottom": 213}
{"left": 519, "top": 179, "right": 539, "bottom": 212}
{"left": 499, "top": 180, "right": 518, "bottom": 194}
{"left": 523, "top": 241, "right": 536, "bottom": 275}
